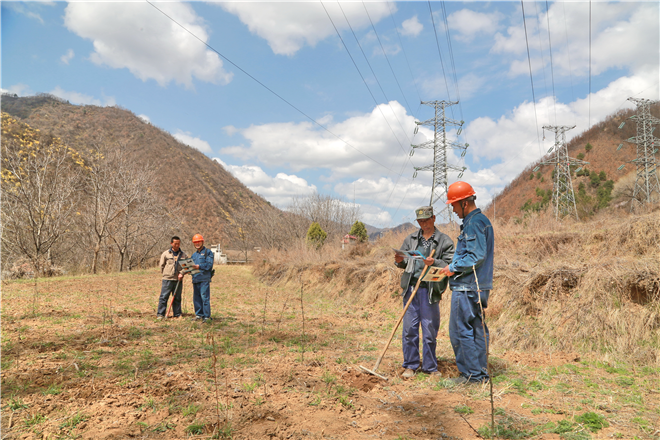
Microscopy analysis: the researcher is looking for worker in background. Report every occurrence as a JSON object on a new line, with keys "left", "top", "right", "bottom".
{"left": 190, "top": 234, "right": 214, "bottom": 323}
{"left": 157, "top": 236, "right": 188, "bottom": 320}
{"left": 394, "top": 206, "right": 454, "bottom": 378}
{"left": 440, "top": 181, "right": 494, "bottom": 384}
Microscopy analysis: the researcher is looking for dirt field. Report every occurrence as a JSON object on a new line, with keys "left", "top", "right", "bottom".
{"left": 2, "top": 266, "right": 659, "bottom": 439}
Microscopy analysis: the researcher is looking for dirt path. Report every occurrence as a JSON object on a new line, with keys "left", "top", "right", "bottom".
{"left": 2, "top": 266, "right": 658, "bottom": 439}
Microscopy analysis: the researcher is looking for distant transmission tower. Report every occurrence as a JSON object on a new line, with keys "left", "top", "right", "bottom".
{"left": 539, "top": 125, "right": 588, "bottom": 220}
{"left": 620, "top": 97, "right": 660, "bottom": 210}
{"left": 410, "top": 100, "right": 468, "bottom": 223}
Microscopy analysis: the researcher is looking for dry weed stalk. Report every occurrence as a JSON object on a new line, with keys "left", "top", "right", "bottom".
{"left": 205, "top": 334, "right": 223, "bottom": 431}
{"left": 299, "top": 275, "right": 306, "bottom": 363}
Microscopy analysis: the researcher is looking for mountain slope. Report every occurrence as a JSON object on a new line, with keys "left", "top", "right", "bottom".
{"left": 1, "top": 94, "right": 280, "bottom": 244}
{"left": 485, "top": 103, "right": 660, "bottom": 221}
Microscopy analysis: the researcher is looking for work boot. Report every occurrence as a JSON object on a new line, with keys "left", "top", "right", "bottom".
{"left": 448, "top": 376, "right": 469, "bottom": 385}
{"left": 191, "top": 316, "right": 203, "bottom": 322}
{"left": 156, "top": 315, "right": 164, "bottom": 321}
{"left": 402, "top": 368, "right": 416, "bottom": 379}
{"left": 202, "top": 318, "right": 212, "bottom": 324}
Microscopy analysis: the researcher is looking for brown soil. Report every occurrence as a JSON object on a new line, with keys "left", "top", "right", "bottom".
{"left": 1, "top": 267, "right": 658, "bottom": 439}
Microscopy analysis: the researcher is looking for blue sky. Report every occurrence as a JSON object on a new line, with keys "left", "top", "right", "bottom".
{"left": 2, "top": 1, "right": 658, "bottom": 227}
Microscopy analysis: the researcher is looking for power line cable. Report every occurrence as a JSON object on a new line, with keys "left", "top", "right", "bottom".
{"left": 561, "top": 1, "right": 577, "bottom": 125}
{"left": 427, "top": 1, "right": 452, "bottom": 104}
{"left": 533, "top": 0, "right": 551, "bottom": 125}
{"left": 521, "top": 0, "right": 543, "bottom": 157}
{"left": 335, "top": 2, "right": 413, "bottom": 147}
{"left": 322, "top": 1, "right": 409, "bottom": 163}
{"left": 545, "top": 0, "right": 557, "bottom": 124}
{"left": 322, "top": 0, "right": 416, "bottom": 210}
{"left": 146, "top": 0, "right": 393, "bottom": 172}
{"left": 386, "top": 1, "right": 423, "bottom": 109}
{"left": 362, "top": 1, "right": 416, "bottom": 120}
{"left": 440, "top": 1, "right": 463, "bottom": 121}
{"left": 439, "top": 1, "right": 469, "bottom": 163}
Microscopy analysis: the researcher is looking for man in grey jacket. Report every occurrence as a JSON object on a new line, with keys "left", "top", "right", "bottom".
{"left": 157, "top": 236, "right": 189, "bottom": 320}
{"left": 394, "top": 206, "right": 454, "bottom": 378}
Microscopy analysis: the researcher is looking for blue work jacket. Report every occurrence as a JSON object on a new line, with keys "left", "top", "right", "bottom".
{"left": 191, "top": 246, "right": 214, "bottom": 283}
{"left": 448, "top": 208, "right": 494, "bottom": 291}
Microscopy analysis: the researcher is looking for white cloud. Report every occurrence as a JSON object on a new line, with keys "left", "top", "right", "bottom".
{"left": 492, "top": 2, "right": 658, "bottom": 78}
{"left": 356, "top": 204, "right": 392, "bottom": 227}
{"left": 60, "top": 49, "right": 74, "bottom": 65}
{"left": 2, "top": 84, "right": 34, "bottom": 97}
{"left": 448, "top": 9, "right": 502, "bottom": 42}
{"left": 219, "top": 100, "right": 424, "bottom": 180}
{"left": 219, "top": 2, "right": 391, "bottom": 56}
{"left": 173, "top": 130, "right": 213, "bottom": 153}
{"left": 335, "top": 177, "right": 430, "bottom": 212}
{"left": 64, "top": 2, "right": 233, "bottom": 88}
{"left": 222, "top": 125, "right": 239, "bottom": 136}
{"left": 4, "top": 2, "right": 46, "bottom": 24}
{"left": 401, "top": 15, "right": 423, "bottom": 37}
{"left": 49, "top": 86, "right": 115, "bottom": 106}
{"left": 137, "top": 114, "right": 150, "bottom": 124}
{"left": 213, "top": 158, "right": 316, "bottom": 207}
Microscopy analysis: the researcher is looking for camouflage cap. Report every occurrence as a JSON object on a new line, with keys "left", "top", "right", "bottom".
{"left": 415, "top": 206, "right": 434, "bottom": 220}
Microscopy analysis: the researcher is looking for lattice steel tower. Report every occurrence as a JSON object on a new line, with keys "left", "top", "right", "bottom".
{"left": 623, "top": 97, "right": 660, "bottom": 209}
{"left": 410, "top": 100, "right": 468, "bottom": 223}
{"left": 540, "top": 125, "right": 588, "bottom": 220}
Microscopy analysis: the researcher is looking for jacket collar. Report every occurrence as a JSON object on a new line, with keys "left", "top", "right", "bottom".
{"left": 415, "top": 227, "right": 439, "bottom": 243}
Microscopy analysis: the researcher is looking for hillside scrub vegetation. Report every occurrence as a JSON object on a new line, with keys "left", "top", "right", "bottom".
{"left": 255, "top": 206, "right": 660, "bottom": 365}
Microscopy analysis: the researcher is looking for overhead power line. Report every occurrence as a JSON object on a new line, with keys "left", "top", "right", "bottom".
{"left": 385, "top": 1, "right": 423, "bottom": 108}
{"left": 322, "top": 1, "right": 412, "bottom": 163}
{"left": 427, "top": 1, "right": 451, "bottom": 104}
{"left": 146, "top": 0, "right": 392, "bottom": 172}
{"left": 545, "top": 0, "right": 557, "bottom": 124}
{"left": 521, "top": 0, "right": 543, "bottom": 156}
{"left": 335, "top": 2, "right": 413, "bottom": 147}
{"left": 362, "top": 1, "right": 415, "bottom": 120}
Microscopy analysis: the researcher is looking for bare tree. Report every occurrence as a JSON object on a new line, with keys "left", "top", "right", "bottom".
{"left": 1, "top": 114, "right": 85, "bottom": 275}
{"left": 288, "top": 192, "right": 360, "bottom": 241}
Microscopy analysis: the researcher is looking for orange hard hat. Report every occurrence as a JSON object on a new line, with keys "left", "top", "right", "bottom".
{"left": 192, "top": 234, "right": 204, "bottom": 243}
{"left": 446, "top": 181, "right": 476, "bottom": 204}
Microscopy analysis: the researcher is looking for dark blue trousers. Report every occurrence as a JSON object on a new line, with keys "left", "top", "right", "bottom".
{"left": 449, "top": 290, "right": 490, "bottom": 382}
{"left": 401, "top": 285, "right": 440, "bottom": 373}
{"left": 192, "top": 281, "right": 211, "bottom": 319}
{"left": 157, "top": 280, "right": 182, "bottom": 317}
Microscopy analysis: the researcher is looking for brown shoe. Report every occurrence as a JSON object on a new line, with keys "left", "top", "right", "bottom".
{"left": 402, "top": 368, "right": 416, "bottom": 378}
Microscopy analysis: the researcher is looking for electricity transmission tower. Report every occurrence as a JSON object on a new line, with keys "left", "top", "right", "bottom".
{"left": 410, "top": 100, "right": 468, "bottom": 223}
{"left": 539, "top": 125, "right": 588, "bottom": 220}
{"left": 621, "top": 97, "right": 660, "bottom": 209}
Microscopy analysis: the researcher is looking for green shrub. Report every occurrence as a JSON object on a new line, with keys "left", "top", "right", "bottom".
{"left": 585, "top": 143, "right": 593, "bottom": 152}
{"left": 306, "top": 222, "right": 327, "bottom": 248}
{"left": 349, "top": 221, "right": 368, "bottom": 242}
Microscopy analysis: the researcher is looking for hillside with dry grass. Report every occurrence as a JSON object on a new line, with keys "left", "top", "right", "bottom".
{"left": 1, "top": 94, "right": 279, "bottom": 244}
{"left": 485, "top": 103, "right": 660, "bottom": 221}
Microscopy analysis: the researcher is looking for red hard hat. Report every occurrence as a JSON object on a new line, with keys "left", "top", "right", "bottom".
{"left": 446, "top": 181, "right": 476, "bottom": 204}
{"left": 192, "top": 234, "right": 204, "bottom": 243}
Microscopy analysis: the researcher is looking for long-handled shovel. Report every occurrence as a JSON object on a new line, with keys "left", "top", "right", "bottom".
{"left": 360, "top": 256, "right": 445, "bottom": 380}
{"left": 166, "top": 278, "right": 182, "bottom": 318}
